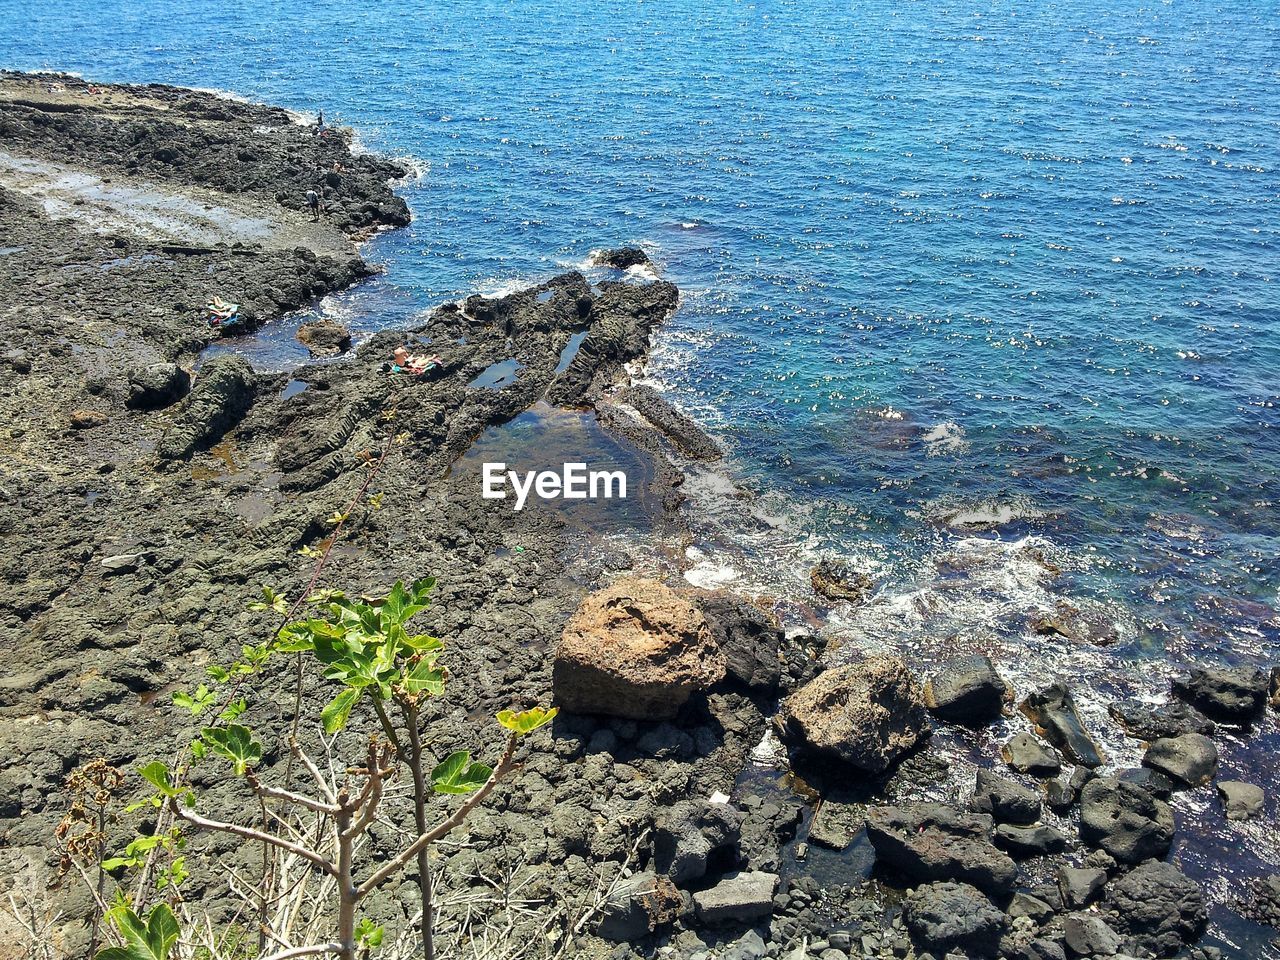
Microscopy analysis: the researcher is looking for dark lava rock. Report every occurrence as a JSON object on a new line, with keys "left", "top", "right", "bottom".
{"left": 1028, "top": 600, "right": 1119, "bottom": 645}
{"left": 695, "top": 591, "right": 781, "bottom": 694}
{"left": 995, "top": 823, "right": 1067, "bottom": 858}
{"left": 923, "top": 654, "right": 1011, "bottom": 725}
{"left": 1217, "top": 781, "right": 1264, "bottom": 821}
{"left": 156, "top": 355, "right": 254, "bottom": 461}
{"left": 1271, "top": 666, "right": 1279, "bottom": 710}
{"left": 1007, "top": 891, "right": 1055, "bottom": 924}
{"left": 1109, "top": 699, "right": 1216, "bottom": 740}
{"left": 653, "top": 799, "right": 742, "bottom": 887}
{"left": 775, "top": 656, "right": 929, "bottom": 774}
{"left": 1240, "top": 875, "right": 1280, "bottom": 928}
{"left": 1045, "top": 778, "right": 1077, "bottom": 812}
{"left": 1115, "top": 765, "right": 1176, "bottom": 798}
{"left": 126, "top": 362, "right": 190, "bottom": 410}
{"left": 1002, "top": 731, "right": 1062, "bottom": 777}
{"left": 1058, "top": 865, "right": 1107, "bottom": 908}
{"left": 296, "top": 318, "right": 352, "bottom": 356}
{"left": 621, "top": 384, "right": 721, "bottom": 460}
{"left": 809, "top": 557, "right": 872, "bottom": 604}
{"left": 903, "top": 881, "right": 1007, "bottom": 954}
{"left": 1172, "top": 665, "right": 1269, "bottom": 725}
{"left": 592, "top": 246, "right": 653, "bottom": 272}
{"left": 1110, "top": 859, "right": 1207, "bottom": 957}
{"left": 597, "top": 871, "right": 681, "bottom": 941}
{"left": 1142, "top": 732, "right": 1218, "bottom": 787}
{"left": 1020, "top": 682, "right": 1104, "bottom": 767}
{"left": 691, "top": 870, "right": 778, "bottom": 924}
{"left": 972, "top": 769, "right": 1042, "bottom": 825}
{"left": 1062, "top": 912, "right": 1122, "bottom": 957}
{"left": 865, "top": 803, "right": 1018, "bottom": 894}
{"left": 1079, "top": 776, "right": 1175, "bottom": 864}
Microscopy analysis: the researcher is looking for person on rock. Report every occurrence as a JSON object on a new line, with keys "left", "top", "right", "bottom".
{"left": 306, "top": 188, "right": 321, "bottom": 221}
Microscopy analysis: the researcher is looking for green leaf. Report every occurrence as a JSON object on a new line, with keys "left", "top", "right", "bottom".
{"left": 400, "top": 658, "right": 445, "bottom": 697}
{"left": 172, "top": 684, "right": 215, "bottom": 716}
{"left": 320, "top": 688, "right": 360, "bottom": 734}
{"left": 218, "top": 698, "right": 247, "bottom": 723}
{"left": 199, "top": 724, "right": 262, "bottom": 776}
{"left": 137, "top": 762, "right": 179, "bottom": 798}
{"left": 496, "top": 706, "right": 559, "bottom": 736}
{"left": 430, "top": 750, "right": 493, "bottom": 795}
{"left": 98, "top": 903, "right": 179, "bottom": 960}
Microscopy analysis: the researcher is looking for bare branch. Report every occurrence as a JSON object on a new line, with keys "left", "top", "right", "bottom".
{"left": 291, "top": 740, "right": 338, "bottom": 806}
{"left": 356, "top": 733, "right": 518, "bottom": 899}
{"left": 259, "top": 943, "right": 344, "bottom": 960}
{"left": 171, "top": 799, "right": 337, "bottom": 877}
{"left": 253, "top": 779, "right": 342, "bottom": 815}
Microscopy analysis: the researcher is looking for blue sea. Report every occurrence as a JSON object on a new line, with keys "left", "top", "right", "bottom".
{"left": 5, "top": 0, "right": 1279, "bottom": 951}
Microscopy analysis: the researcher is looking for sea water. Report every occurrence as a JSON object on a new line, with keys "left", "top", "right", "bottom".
{"left": 5, "top": 0, "right": 1278, "bottom": 950}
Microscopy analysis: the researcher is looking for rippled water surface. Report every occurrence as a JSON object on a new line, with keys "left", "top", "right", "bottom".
{"left": 5, "top": 0, "right": 1279, "bottom": 951}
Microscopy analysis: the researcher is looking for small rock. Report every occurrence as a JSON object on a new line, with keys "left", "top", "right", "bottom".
{"left": 1217, "top": 781, "right": 1264, "bottom": 821}
{"left": 1007, "top": 892, "right": 1055, "bottom": 924}
{"left": 1058, "top": 865, "right": 1107, "bottom": 908}
{"left": 1172, "top": 666, "right": 1269, "bottom": 725}
{"left": 903, "top": 881, "right": 1007, "bottom": 955}
{"left": 972, "top": 769, "right": 1041, "bottom": 824}
{"left": 691, "top": 871, "right": 778, "bottom": 924}
{"left": 810, "top": 557, "right": 873, "bottom": 604}
{"left": 995, "top": 823, "right": 1067, "bottom": 858}
{"left": 1079, "top": 777, "right": 1175, "bottom": 864}
{"left": 70, "top": 409, "right": 108, "bottom": 429}
{"left": 100, "top": 553, "right": 145, "bottom": 574}
{"left": 1110, "top": 859, "right": 1207, "bottom": 957}
{"left": 1020, "top": 683, "right": 1104, "bottom": 767}
{"left": 597, "top": 871, "right": 681, "bottom": 941}
{"left": 1062, "top": 913, "right": 1122, "bottom": 957}
{"left": 127, "top": 362, "right": 191, "bottom": 409}
{"left": 775, "top": 656, "right": 930, "bottom": 774}
{"left": 924, "top": 654, "right": 1011, "bottom": 726}
{"left": 591, "top": 246, "right": 654, "bottom": 272}
{"left": 1002, "top": 732, "right": 1062, "bottom": 777}
{"left": 1142, "top": 733, "right": 1218, "bottom": 787}
{"left": 653, "top": 800, "right": 742, "bottom": 886}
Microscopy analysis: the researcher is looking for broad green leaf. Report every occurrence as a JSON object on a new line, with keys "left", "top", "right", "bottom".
{"left": 496, "top": 706, "right": 559, "bottom": 736}
{"left": 431, "top": 750, "right": 492, "bottom": 795}
{"left": 137, "top": 762, "right": 179, "bottom": 798}
{"left": 401, "top": 632, "right": 443, "bottom": 653}
{"left": 199, "top": 724, "right": 262, "bottom": 776}
{"left": 400, "top": 658, "right": 445, "bottom": 697}
{"left": 321, "top": 688, "right": 359, "bottom": 734}
{"left": 99, "top": 903, "right": 179, "bottom": 960}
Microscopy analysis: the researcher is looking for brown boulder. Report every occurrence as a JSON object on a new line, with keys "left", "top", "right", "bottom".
{"left": 296, "top": 319, "right": 353, "bottom": 356}
{"left": 776, "top": 657, "right": 930, "bottom": 773}
{"left": 553, "top": 578, "right": 725, "bottom": 719}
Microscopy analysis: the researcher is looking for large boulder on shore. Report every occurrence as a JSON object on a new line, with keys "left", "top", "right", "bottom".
{"left": 775, "top": 657, "right": 930, "bottom": 773}
{"left": 903, "top": 881, "right": 1007, "bottom": 955}
{"left": 923, "top": 654, "right": 1011, "bottom": 725}
{"left": 1172, "top": 665, "right": 1269, "bottom": 724}
{"left": 1109, "top": 859, "right": 1207, "bottom": 957}
{"left": 552, "top": 578, "right": 725, "bottom": 720}
{"left": 865, "top": 803, "right": 1018, "bottom": 894}
{"left": 1078, "top": 776, "right": 1174, "bottom": 864}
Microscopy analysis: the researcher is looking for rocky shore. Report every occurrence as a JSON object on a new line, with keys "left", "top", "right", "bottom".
{"left": 0, "top": 74, "right": 1277, "bottom": 960}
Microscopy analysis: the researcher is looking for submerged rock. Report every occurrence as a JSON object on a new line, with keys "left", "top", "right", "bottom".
{"left": 1217, "top": 780, "right": 1264, "bottom": 821}
{"left": 865, "top": 803, "right": 1018, "bottom": 894}
{"left": 127, "top": 362, "right": 190, "bottom": 410}
{"left": 1001, "top": 731, "right": 1062, "bottom": 777}
{"left": 923, "top": 654, "right": 1011, "bottom": 725}
{"left": 591, "top": 246, "right": 653, "bottom": 272}
{"left": 1079, "top": 777, "right": 1175, "bottom": 864}
{"left": 809, "top": 557, "right": 873, "bottom": 604}
{"left": 1020, "top": 683, "right": 1104, "bottom": 768}
{"left": 775, "top": 656, "right": 930, "bottom": 774}
{"left": 903, "top": 881, "right": 1006, "bottom": 954}
{"left": 1109, "top": 699, "right": 1216, "bottom": 740}
{"left": 552, "top": 577, "right": 725, "bottom": 720}
{"left": 1142, "top": 732, "right": 1218, "bottom": 787}
{"left": 1172, "top": 665, "right": 1269, "bottom": 725}
{"left": 296, "top": 318, "right": 352, "bottom": 356}
{"left": 1110, "top": 859, "right": 1207, "bottom": 957}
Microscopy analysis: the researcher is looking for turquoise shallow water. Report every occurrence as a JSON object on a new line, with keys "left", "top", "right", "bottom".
{"left": 5, "top": 0, "right": 1280, "bottom": 950}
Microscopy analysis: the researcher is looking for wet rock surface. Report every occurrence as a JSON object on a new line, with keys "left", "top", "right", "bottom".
{"left": 923, "top": 653, "right": 1011, "bottom": 726}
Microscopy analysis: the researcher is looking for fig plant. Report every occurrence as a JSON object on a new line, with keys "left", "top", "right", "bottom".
{"left": 94, "top": 577, "right": 555, "bottom": 960}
